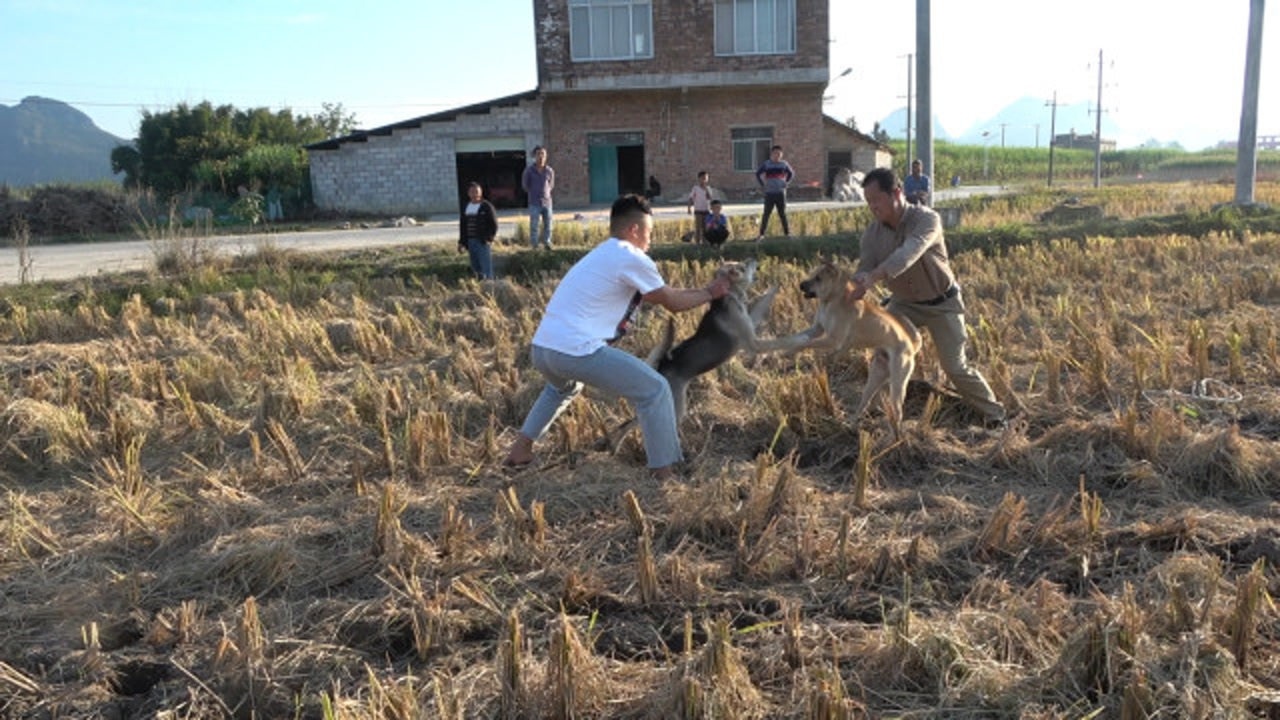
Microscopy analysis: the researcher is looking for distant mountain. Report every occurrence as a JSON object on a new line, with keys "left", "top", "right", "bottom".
{"left": 953, "top": 97, "right": 1122, "bottom": 149}
{"left": 878, "top": 96, "right": 1124, "bottom": 149}
{"left": 875, "top": 109, "right": 952, "bottom": 143}
{"left": 0, "top": 96, "right": 127, "bottom": 186}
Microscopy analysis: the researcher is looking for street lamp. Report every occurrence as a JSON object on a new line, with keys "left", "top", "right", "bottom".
{"left": 823, "top": 66, "right": 853, "bottom": 104}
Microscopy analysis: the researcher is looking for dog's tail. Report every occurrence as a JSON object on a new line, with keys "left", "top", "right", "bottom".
{"left": 645, "top": 317, "right": 677, "bottom": 367}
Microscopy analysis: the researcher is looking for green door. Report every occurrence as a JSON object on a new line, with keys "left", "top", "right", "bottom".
{"left": 588, "top": 144, "right": 618, "bottom": 203}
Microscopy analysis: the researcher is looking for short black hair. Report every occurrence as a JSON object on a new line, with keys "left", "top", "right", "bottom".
{"left": 610, "top": 194, "right": 652, "bottom": 234}
{"left": 709, "top": 199, "right": 723, "bottom": 207}
{"left": 862, "top": 167, "right": 900, "bottom": 194}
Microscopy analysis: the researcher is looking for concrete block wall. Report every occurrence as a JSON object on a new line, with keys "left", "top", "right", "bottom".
{"left": 310, "top": 98, "right": 544, "bottom": 216}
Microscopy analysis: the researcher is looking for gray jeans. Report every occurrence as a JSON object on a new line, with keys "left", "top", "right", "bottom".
{"left": 519, "top": 344, "right": 681, "bottom": 468}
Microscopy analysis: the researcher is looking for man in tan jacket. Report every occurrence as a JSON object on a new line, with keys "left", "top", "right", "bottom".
{"left": 849, "top": 167, "right": 1006, "bottom": 428}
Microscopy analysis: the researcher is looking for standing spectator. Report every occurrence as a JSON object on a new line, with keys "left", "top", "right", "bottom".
{"left": 703, "top": 199, "right": 730, "bottom": 247}
{"left": 522, "top": 145, "right": 555, "bottom": 249}
{"left": 755, "top": 145, "right": 794, "bottom": 241}
{"left": 904, "top": 159, "right": 932, "bottom": 206}
{"left": 458, "top": 181, "right": 498, "bottom": 279}
{"left": 686, "top": 170, "right": 714, "bottom": 244}
{"left": 850, "top": 167, "right": 1006, "bottom": 428}
{"left": 502, "top": 194, "right": 732, "bottom": 480}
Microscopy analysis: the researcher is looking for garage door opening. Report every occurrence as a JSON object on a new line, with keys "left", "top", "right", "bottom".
{"left": 455, "top": 137, "right": 529, "bottom": 209}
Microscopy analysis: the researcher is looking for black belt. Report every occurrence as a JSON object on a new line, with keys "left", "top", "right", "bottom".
{"left": 918, "top": 284, "right": 959, "bottom": 306}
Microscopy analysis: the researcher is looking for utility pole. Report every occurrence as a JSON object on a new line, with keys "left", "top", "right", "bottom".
{"left": 904, "top": 53, "right": 913, "bottom": 174}
{"left": 1235, "top": 0, "right": 1265, "bottom": 206}
{"left": 1091, "top": 49, "right": 1104, "bottom": 188}
{"left": 999, "top": 123, "right": 1008, "bottom": 148}
{"left": 1046, "top": 91, "right": 1058, "bottom": 187}
{"left": 916, "top": 0, "right": 933, "bottom": 187}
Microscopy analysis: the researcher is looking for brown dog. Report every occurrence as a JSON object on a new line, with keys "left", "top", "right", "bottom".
{"left": 756, "top": 260, "right": 922, "bottom": 437}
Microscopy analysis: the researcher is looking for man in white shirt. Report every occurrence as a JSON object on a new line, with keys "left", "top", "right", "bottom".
{"left": 504, "top": 194, "right": 732, "bottom": 480}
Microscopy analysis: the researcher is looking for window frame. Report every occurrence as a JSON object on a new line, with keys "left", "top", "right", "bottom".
{"left": 731, "top": 126, "right": 774, "bottom": 173}
{"left": 714, "top": 0, "right": 797, "bottom": 56}
{"left": 569, "top": 0, "right": 654, "bottom": 62}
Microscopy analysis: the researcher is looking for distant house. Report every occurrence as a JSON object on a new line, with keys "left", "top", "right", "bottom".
{"left": 1053, "top": 130, "right": 1116, "bottom": 153}
{"left": 306, "top": 0, "right": 889, "bottom": 215}
{"left": 822, "top": 117, "right": 893, "bottom": 196}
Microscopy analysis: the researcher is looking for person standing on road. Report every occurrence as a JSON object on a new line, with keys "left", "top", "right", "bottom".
{"left": 755, "top": 145, "right": 794, "bottom": 241}
{"left": 522, "top": 145, "right": 555, "bottom": 250}
{"left": 904, "top": 159, "right": 931, "bottom": 206}
{"left": 458, "top": 181, "right": 498, "bottom": 279}
{"left": 502, "top": 194, "right": 732, "bottom": 480}
{"left": 849, "top": 167, "right": 1006, "bottom": 428}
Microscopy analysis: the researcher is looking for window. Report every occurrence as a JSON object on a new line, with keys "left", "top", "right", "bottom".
{"left": 714, "top": 0, "right": 796, "bottom": 55}
{"left": 570, "top": 0, "right": 653, "bottom": 61}
{"left": 732, "top": 127, "right": 773, "bottom": 172}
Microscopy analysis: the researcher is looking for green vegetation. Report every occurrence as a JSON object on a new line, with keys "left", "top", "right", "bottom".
{"left": 108, "top": 100, "right": 356, "bottom": 215}
{"left": 887, "top": 139, "right": 1280, "bottom": 186}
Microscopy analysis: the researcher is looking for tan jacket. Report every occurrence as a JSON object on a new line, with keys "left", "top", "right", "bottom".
{"left": 856, "top": 204, "right": 955, "bottom": 303}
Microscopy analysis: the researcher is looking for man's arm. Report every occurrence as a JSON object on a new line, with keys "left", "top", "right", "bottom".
{"left": 642, "top": 277, "right": 730, "bottom": 313}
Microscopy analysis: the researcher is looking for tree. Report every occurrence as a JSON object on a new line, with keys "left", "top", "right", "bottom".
{"left": 112, "top": 101, "right": 358, "bottom": 201}
{"left": 309, "top": 102, "right": 359, "bottom": 139}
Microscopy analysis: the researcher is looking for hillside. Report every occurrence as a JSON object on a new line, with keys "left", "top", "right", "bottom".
{"left": 0, "top": 96, "right": 127, "bottom": 187}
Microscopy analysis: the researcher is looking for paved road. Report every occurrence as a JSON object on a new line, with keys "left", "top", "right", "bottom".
{"left": 0, "top": 186, "right": 1001, "bottom": 286}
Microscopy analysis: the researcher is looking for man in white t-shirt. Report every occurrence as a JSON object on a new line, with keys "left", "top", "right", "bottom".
{"left": 503, "top": 194, "right": 731, "bottom": 480}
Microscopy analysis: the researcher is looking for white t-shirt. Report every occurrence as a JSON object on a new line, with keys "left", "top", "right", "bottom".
{"left": 532, "top": 237, "right": 665, "bottom": 356}
{"left": 688, "top": 184, "right": 713, "bottom": 212}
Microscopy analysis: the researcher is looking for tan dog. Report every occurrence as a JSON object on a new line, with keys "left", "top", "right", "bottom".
{"left": 757, "top": 260, "right": 922, "bottom": 437}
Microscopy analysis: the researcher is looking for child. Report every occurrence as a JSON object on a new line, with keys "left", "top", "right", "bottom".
{"left": 703, "top": 199, "right": 730, "bottom": 247}
{"left": 686, "top": 171, "right": 713, "bottom": 243}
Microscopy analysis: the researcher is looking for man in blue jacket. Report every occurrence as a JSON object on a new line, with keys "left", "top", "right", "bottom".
{"left": 754, "top": 145, "right": 795, "bottom": 241}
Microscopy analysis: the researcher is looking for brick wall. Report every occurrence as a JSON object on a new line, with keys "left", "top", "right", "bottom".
{"left": 543, "top": 85, "right": 825, "bottom": 207}
{"left": 309, "top": 97, "right": 544, "bottom": 216}
{"left": 534, "top": 0, "right": 828, "bottom": 87}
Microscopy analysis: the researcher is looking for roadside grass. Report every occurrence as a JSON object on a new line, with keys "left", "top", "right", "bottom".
{"left": 0, "top": 182, "right": 1277, "bottom": 718}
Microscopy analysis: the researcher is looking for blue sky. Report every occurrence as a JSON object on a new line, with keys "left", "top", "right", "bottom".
{"left": 1, "top": 1, "right": 1273, "bottom": 151}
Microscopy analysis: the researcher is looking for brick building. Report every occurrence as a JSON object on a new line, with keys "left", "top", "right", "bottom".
{"left": 306, "top": 0, "right": 889, "bottom": 215}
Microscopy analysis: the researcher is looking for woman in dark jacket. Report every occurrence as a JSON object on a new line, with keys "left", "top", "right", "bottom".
{"left": 459, "top": 181, "right": 499, "bottom": 279}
